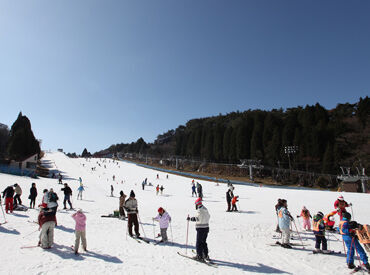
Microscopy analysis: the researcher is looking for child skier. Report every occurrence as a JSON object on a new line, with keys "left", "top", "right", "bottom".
{"left": 277, "top": 199, "right": 293, "bottom": 248}
{"left": 312, "top": 211, "right": 330, "bottom": 253}
{"left": 339, "top": 212, "right": 370, "bottom": 270}
{"left": 231, "top": 195, "right": 239, "bottom": 211}
{"left": 77, "top": 185, "right": 84, "bottom": 200}
{"left": 111, "top": 185, "right": 114, "bottom": 197}
{"left": 297, "top": 206, "right": 312, "bottom": 231}
{"left": 156, "top": 185, "right": 160, "bottom": 196}
{"left": 192, "top": 184, "right": 197, "bottom": 197}
{"left": 72, "top": 209, "right": 87, "bottom": 255}
{"left": 153, "top": 207, "right": 171, "bottom": 243}
{"left": 334, "top": 196, "right": 351, "bottom": 220}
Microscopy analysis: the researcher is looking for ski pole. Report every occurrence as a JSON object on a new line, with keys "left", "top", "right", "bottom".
{"left": 170, "top": 221, "right": 173, "bottom": 243}
{"left": 186, "top": 215, "right": 190, "bottom": 255}
{"left": 23, "top": 229, "right": 39, "bottom": 238}
{"left": 296, "top": 217, "right": 301, "bottom": 231}
{"left": 137, "top": 214, "right": 147, "bottom": 238}
{"left": 293, "top": 220, "right": 304, "bottom": 246}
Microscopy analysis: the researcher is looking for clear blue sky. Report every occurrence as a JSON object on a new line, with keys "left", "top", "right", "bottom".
{"left": 1, "top": 1, "right": 369, "bottom": 154}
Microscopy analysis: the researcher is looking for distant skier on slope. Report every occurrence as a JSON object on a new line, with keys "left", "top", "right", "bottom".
{"left": 153, "top": 207, "right": 171, "bottom": 243}
{"left": 312, "top": 211, "right": 330, "bottom": 253}
{"left": 111, "top": 185, "right": 114, "bottom": 197}
{"left": 187, "top": 198, "right": 210, "bottom": 261}
{"left": 156, "top": 185, "right": 160, "bottom": 196}
{"left": 191, "top": 183, "right": 197, "bottom": 197}
{"left": 77, "top": 185, "right": 84, "bottom": 200}
{"left": 297, "top": 206, "right": 312, "bottom": 231}
{"left": 124, "top": 190, "right": 140, "bottom": 237}
{"left": 277, "top": 199, "right": 293, "bottom": 248}
{"left": 160, "top": 185, "right": 164, "bottom": 195}
{"left": 29, "top": 183, "right": 37, "bottom": 209}
{"left": 72, "top": 209, "right": 87, "bottom": 255}
{"left": 196, "top": 182, "right": 203, "bottom": 198}
{"left": 58, "top": 173, "right": 63, "bottom": 184}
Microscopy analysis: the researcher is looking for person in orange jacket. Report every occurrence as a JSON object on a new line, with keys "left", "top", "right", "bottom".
{"left": 231, "top": 196, "right": 239, "bottom": 211}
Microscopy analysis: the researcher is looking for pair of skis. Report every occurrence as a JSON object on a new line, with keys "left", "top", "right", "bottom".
{"left": 177, "top": 251, "right": 218, "bottom": 268}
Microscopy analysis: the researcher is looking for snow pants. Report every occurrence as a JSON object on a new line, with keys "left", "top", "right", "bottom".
{"left": 63, "top": 194, "right": 72, "bottom": 209}
{"left": 41, "top": 221, "right": 55, "bottom": 248}
{"left": 281, "top": 228, "right": 290, "bottom": 244}
{"left": 13, "top": 194, "right": 22, "bottom": 206}
{"left": 192, "top": 190, "right": 197, "bottom": 197}
{"left": 196, "top": 227, "right": 209, "bottom": 258}
{"left": 343, "top": 235, "right": 368, "bottom": 265}
{"left": 77, "top": 191, "right": 83, "bottom": 200}
{"left": 119, "top": 206, "right": 126, "bottom": 218}
{"left": 5, "top": 197, "right": 13, "bottom": 213}
{"left": 127, "top": 214, "right": 140, "bottom": 237}
{"left": 160, "top": 228, "right": 168, "bottom": 242}
{"left": 75, "top": 230, "right": 87, "bottom": 252}
{"left": 315, "top": 235, "right": 327, "bottom": 250}
{"left": 30, "top": 197, "right": 36, "bottom": 208}
{"left": 302, "top": 218, "right": 311, "bottom": 230}
{"left": 226, "top": 200, "right": 231, "bottom": 211}
{"left": 232, "top": 203, "right": 238, "bottom": 211}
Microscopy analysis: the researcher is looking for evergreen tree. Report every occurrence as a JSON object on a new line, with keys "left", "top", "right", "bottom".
{"left": 81, "top": 148, "right": 91, "bottom": 157}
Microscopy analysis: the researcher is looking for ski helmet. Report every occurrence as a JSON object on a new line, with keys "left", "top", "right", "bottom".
{"left": 343, "top": 212, "right": 351, "bottom": 221}
{"left": 317, "top": 211, "right": 324, "bottom": 218}
{"left": 195, "top": 198, "right": 202, "bottom": 206}
{"left": 158, "top": 207, "right": 164, "bottom": 213}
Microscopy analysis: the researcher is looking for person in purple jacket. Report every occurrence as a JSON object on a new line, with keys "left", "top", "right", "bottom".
{"left": 153, "top": 207, "right": 171, "bottom": 243}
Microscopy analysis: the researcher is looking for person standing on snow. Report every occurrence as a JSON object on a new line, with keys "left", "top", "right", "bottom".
{"left": 334, "top": 196, "right": 351, "bottom": 220}
{"left": 72, "top": 209, "right": 87, "bottom": 255}
{"left": 160, "top": 185, "right": 164, "bottom": 195}
{"left": 339, "top": 212, "right": 370, "bottom": 271}
{"left": 29, "top": 183, "right": 37, "bottom": 209}
{"left": 13, "top": 183, "right": 22, "bottom": 207}
{"left": 196, "top": 182, "right": 203, "bottom": 198}
{"left": 187, "top": 198, "right": 210, "bottom": 261}
{"left": 110, "top": 185, "right": 114, "bottom": 197}
{"left": 226, "top": 188, "right": 234, "bottom": 212}
{"left": 191, "top": 183, "right": 197, "bottom": 197}
{"left": 153, "top": 207, "right": 171, "bottom": 243}
{"left": 38, "top": 206, "right": 57, "bottom": 249}
{"left": 124, "top": 190, "right": 140, "bottom": 237}
{"left": 277, "top": 199, "right": 293, "bottom": 248}
{"left": 231, "top": 196, "right": 239, "bottom": 211}
{"left": 312, "top": 211, "right": 330, "bottom": 253}
{"left": 77, "top": 185, "right": 84, "bottom": 200}
{"left": 2, "top": 185, "right": 15, "bottom": 213}
{"left": 58, "top": 173, "right": 63, "bottom": 184}
{"left": 297, "top": 206, "right": 312, "bottom": 231}
{"left": 275, "top": 199, "right": 283, "bottom": 233}
{"left": 61, "top": 183, "right": 73, "bottom": 209}
{"left": 156, "top": 185, "right": 160, "bottom": 196}
{"left": 119, "top": 191, "right": 127, "bottom": 219}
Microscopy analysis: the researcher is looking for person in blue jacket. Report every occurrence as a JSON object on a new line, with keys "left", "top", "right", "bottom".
{"left": 277, "top": 199, "right": 293, "bottom": 248}
{"left": 339, "top": 212, "right": 370, "bottom": 270}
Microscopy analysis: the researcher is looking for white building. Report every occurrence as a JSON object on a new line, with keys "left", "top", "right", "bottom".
{"left": 9, "top": 154, "right": 38, "bottom": 171}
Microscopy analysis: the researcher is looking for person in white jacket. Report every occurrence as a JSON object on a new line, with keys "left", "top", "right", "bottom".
{"left": 153, "top": 207, "right": 171, "bottom": 242}
{"left": 188, "top": 198, "right": 210, "bottom": 261}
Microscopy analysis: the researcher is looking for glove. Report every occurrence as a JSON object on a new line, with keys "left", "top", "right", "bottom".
{"left": 296, "top": 215, "right": 300, "bottom": 218}
{"left": 190, "top": 217, "right": 196, "bottom": 222}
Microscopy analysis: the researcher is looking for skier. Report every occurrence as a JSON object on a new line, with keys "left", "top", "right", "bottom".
{"left": 113, "top": 175, "right": 115, "bottom": 181}
{"left": 334, "top": 195, "right": 351, "bottom": 220}
{"left": 2, "top": 185, "right": 14, "bottom": 213}
{"left": 226, "top": 188, "right": 234, "bottom": 212}
{"left": 142, "top": 180, "right": 145, "bottom": 190}
{"left": 166, "top": 174, "right": 169, "bottom": 179}
{"left": 119, "top": 191, "right": 127, "bottom": 219}
{"left": 187, "top": 198, "right": 210, "bottom": 261}
{"left": 156, "top": 185, "right": 160, "bottom": 196}
{"left": 111, "top": 185, "right": 114, "bottom": 197}
{"left": 339, "top": 212, "right": 370, "bottom": 270}
{"left": 312, "top": 211, "right": 330, "bottom": 253}
{"left": 61, "top": 183, "right": 73, "bottom": 209}
{"left": 160, "top": 185, "right": 164, "bottom": 195}
{"left": 277, "top": 199, "right": 293, "bottom": 248}
{"left": 196, "top": 182, "right": 203, "bottom": 198}
{"left": 72, "top": 209, "right": 87, "bottom": 254}
{"left": 77, "top": 185, "right": 84, "bottom": 200}
{"left": 29, "top": 183, "right": 37, "bottom": 209}
{"left": 58, "top": 173, "right": 63, "bottom": 184}
{"left": 191, "top": 183, "right": 197, "bottom": 197}
{"left": 231, "top": 195, "right": 239, "bottom": 211}
{"left": 38, "top": 205, "right": 57, "bottom": 249}
{"left": 124, "top": 190, "right": 140, "bottom": 237}
{"left": 297, "top": 206, "right": 312, "bottom": 231}
{"left": 275, "top": 199, "right": 283, "bottom": 233}
{"left": 153, "top": 207, "right": 171, "bottom": 243}
{"left": 13, "top": 183, "right": 22, "bottom": 207}
{"left": 79, "top": 177, "right": 82, "bottom": 186}
{"left": 157, "top": 174, "right": 159, "bottom": 179}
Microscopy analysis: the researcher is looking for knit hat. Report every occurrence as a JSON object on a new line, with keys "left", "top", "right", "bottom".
{"left": 195, "top": 198, "right": 202, "bottom": 206}
{"left": 158, "top": 207, "right": 164, "bottom": 213}
{"left": 338, "top": 196, "right": 344, "bottom": 201}
{"left": 130, "top": 190, "right": 135, "bottom": 198}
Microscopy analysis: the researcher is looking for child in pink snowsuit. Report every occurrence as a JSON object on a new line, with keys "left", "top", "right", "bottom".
{"left": 299, "top": 206, "right": 312, "bottom": 230}
{"left": 72, "top": 209, "right": 87, "bottom": 254}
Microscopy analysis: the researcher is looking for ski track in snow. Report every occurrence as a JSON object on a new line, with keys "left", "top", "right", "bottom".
{"left": 0, "top": 152, "right": 369, "bottom": 274}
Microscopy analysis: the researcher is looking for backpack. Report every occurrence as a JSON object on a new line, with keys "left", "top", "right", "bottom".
{"left": 49, "top": 192, "right": 58, "bottom": 202}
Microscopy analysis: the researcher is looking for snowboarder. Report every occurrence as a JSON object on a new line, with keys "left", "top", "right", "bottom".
{"left": 72, "top": 209, "right": 87, "bottom": 254}
{"left": 277, "top": 199, "right": 293, "bottom": 248}
{"left": 312, "top": 211, "right": 329, "bottom": 253}
{"left": 156, "top": 185, "right": 160, "bottom": 196}
{"left": 231, "top": 195, "right": 239, "bottom": 211}
{"left": 61, "top": 183, "right": 73, "bottom": 209}
{"left": 2, "top": 185, "right": 14, "bottom": 213}
{"left": 297, "top": 206, "right": 312, "bottom": 231}
{"left": 160, "top": 185, "right": 164, "bottom": 195}
{"left": 111, "top": 185, "right": 114, "bottom": 197}
{"left": 187, "top": 198, "right": 210, "bottom": 261}
{"left": 334, "top": 196, "right": 351, "bottom": 220}
{"left": 29, "top": 183, "right": 37, "bottom": 209}
{"left": 119, "top": 191, "right": 127, "bottom": 219}
{"left": 339, "top": 212, "right": 370, "bottom": 270}
{"left": 38, "top": 206, "right": 57, "bottom": 249}
{"left": 58, "top": 173, "right": 63, "bottom": 184}
{"left": 124, "top": 190, "right": 140, "bottom": 237}
{"left": 77, "top": 185, "right": 84, "bottom": 200}
{"left": 226, "top": 188, "right": 234, "bottom": 212}
{"left": 153, "top": 207, "right": 171, "bottom": 243}
{"left": 191, "top": 183, "right": 197, "bottom": 197}
{"left": 13, "top": 183, "right": 22, "bottom": 207}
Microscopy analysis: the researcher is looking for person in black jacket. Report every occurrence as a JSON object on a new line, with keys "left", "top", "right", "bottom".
{"left": 61, "top": 183, "right": 73, "bottom": 209}
{"left": 2, "top": 186, "right": 15, "bottom": 213}
{"left": 29, "top": 183, "right": 38, "bottom": 209}
{"left": 226, "top": 189, "right": 234, "bottom": 212}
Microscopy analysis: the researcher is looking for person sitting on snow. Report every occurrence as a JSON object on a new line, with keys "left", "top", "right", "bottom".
{"left": 312, "top": 211, "right": 330, "bottom": 253}
{"left": 297, "top": 206, "right": 312, "bottom": 231}
{"left": 334, "top": 196, "right": 351, "bottom": 220}
{"left": 339, "top": 212, "right": 370, "bottom": 271}
{"left": 153, "top": 207, "right": 171, "bottom": 243}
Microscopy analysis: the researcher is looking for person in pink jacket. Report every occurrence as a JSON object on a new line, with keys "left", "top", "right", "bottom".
{"left": 153, "top": 207, "right": 171, "bottom": 243}
{"left": 72, "top": 209, "right": 87, "bottom": 254}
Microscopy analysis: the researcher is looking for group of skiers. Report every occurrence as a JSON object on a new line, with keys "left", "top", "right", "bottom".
{"left": 274, "top": 196, "right": 370, "bottom": 271}
{"left": 2, "top": 183, "right": 38, "bottom": 212}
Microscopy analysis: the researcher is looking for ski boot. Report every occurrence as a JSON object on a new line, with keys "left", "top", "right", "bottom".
{"left": 193, "top": 255, "right": 204, "bottom": 261}
{"left": 348, "top": 263, "right": 356, "bottom": 269}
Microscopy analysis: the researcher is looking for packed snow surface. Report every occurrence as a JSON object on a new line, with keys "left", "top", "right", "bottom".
{"left": 0, "top": 152, "right": 369, "bottom": 274}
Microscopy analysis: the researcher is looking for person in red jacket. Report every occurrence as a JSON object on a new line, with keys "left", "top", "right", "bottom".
{"left": 231, "top": 196, "right": 239, "bottom": 211}
{"left": 334, "top": 196, "right": 351, "bottom": 220}
{"left": 38, "top": 207, "right": 57, "bottom": 249}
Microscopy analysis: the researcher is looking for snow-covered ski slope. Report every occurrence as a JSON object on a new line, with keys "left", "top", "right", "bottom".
{"left": 0, "top": 152, "right": 369, "bottom": 275}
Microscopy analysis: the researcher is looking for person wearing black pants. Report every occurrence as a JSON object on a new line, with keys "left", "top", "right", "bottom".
{"left": 124, "top": 190, "right": 140, "bottom": 237}
{"left": 61, "top": 183, "right": 73, "bottom": 209}
{"left": 29, "top": 183, "right": 37, "bottom": 209}
{"left": 188, "top": 198, "right": 210, "bottom": 261}
{"left": 226, "top": 189, "right": 233, "bottom": 212}
{"left": 313, "top": 211, "right": 330, "bottom": 253}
